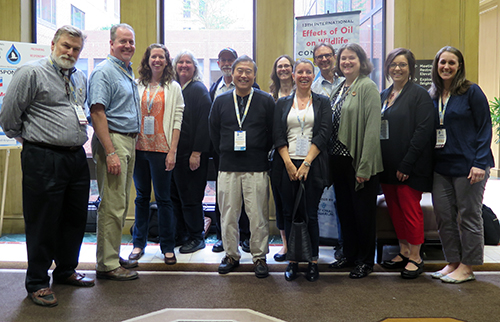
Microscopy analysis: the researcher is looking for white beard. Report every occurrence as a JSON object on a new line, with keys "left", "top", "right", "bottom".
{"left": 52, "top": 53, "right": 76, "bottom": 69}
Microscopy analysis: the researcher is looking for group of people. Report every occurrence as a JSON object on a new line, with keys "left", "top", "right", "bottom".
{"left": 0, "top": 22, "right": 494, "bottom": 307}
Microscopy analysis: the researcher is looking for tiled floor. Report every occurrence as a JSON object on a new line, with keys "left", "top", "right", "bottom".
{"left": 1, "top": 178, "right": 500, "bottom": 266}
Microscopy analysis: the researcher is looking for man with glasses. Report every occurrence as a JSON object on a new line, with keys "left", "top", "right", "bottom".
{"left": 208, "top": 48, "right": 260, "bottom": 254}
{"left": 311, "top": 43, "right": 345, "bottom": 261}
{"left": 209, "top": 55, "right": 274, "bottom": 278}
{"left": 0, "top": 25, "right": 94, "bottom": 307}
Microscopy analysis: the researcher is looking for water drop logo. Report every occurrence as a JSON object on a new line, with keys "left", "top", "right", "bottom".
{"left": 7, "top": 45, "right": 21, "bottom": 65}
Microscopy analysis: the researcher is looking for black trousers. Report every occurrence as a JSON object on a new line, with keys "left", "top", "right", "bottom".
{"left": 171, "top": 153, "right": 209, "bottom": 242}
{"left": 22, "top": 142, "right": 90, "bottom": 293}
{"left": 212, "top": 153, "right": 250, "bottom": 241}
{"left": 330, "top": 155, "right": 378, "bottom": 266}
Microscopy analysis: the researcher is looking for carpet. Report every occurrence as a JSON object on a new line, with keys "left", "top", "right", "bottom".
{"left": 2, "top": 269, "right": 500, "bottom": 322}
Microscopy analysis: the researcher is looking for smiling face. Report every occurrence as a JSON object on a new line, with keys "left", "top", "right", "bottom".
{"left": 437, "top": 51, "right": 460, "bottom": 84}
{"left": 218, "top": 52, "right": 236, "bottom": 77}
{"left": 389, "top": 54, "right": 409, "bottom": 86}
{"left": 313, "top": 45, "right": 335, "bottom": 76}
{"left": 149, "top": 48, "right": 167, "bottom": 77}
{"left": 339, "top": 48, "right": 360, "bottom": 80}
{"left": 276, "top": 57, "right": 293, "bottom": 82}
{"left": 176, "top": 54, "right": 195, "bottom": 83}
{"left": 232, "top": 60, "right": 255, "bottom": 95}
{"left": 292, "top": 62, "right": 314, "bottom": 92}
{"left": 110, "top": 27, "right": 135, "bottom": 65}
{"left": 51, "top": 33, "right": 83, "bottom": 70}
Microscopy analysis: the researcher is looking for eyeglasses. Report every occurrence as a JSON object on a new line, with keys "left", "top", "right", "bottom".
{"left": 389, "top": 62, "right": 408, "bottom": 69}
{"left": 315, "top": 53, "right": 333, "bottom": 60}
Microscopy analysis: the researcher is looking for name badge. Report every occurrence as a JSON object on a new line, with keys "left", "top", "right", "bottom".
{"left": 380, "top": 119, "right": 389, "bottom": 140}
{"left": 73, "top": 104, "right": 88, "bottom": 125}
{"left": 435, "top": 129, "right": 447, "bottom": 149}
{"left": 234, "top": 130, "right": 246, "bottom": 151}
{"left": 295, "top": 134, "right": 310, "bottom": 156}
{"left": 144, "top": 116, "right": 155, "bottom": 135}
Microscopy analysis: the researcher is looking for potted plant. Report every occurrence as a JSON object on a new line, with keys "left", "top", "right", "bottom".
{"left": 490, "top": 97, "right": 500, "bottom": 143}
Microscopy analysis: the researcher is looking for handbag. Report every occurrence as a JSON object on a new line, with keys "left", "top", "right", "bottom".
{"left": 286, "top": 180, "right": 313, "bottom": 262}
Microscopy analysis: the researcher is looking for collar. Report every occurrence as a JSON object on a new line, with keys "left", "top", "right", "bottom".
{"left": 108, "top": 54, "right": 132, "bottom": 69}
{"left": 217, "top": 77, "right": 235, "bottom": 91}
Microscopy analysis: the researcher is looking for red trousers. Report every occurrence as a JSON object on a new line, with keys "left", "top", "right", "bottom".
{"left": 381, "top": 184, "right": 424, "bottom": 245}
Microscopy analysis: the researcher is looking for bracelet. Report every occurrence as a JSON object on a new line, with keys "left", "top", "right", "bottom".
{"left": 303, "top": 161, "right": 311, "bottom": 167}
{"left": 106, "top": 152, "right": 116, "bottom": 157}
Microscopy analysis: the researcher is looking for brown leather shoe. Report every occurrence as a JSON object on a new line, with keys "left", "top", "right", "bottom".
{"left": 29, "top": 287, "right": 58, "bottom": 307}
{"left": 164, "top": 253, "right": 177, "bottom": 265}
{"left": 55, "top": 272, "right": 95, "bottom": 287}
{"left": 128, "top": 248, "right": 144, "bottom": 261}
{"left": 119, "top": 257, "right": 138, "bottom": 269}
{"left": 96, "top": 266, "right": 139, "bottom": 281}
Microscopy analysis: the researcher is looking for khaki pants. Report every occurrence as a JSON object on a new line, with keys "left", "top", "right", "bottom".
{"left": 218, "top": 171, "right": 270, "bottom": 262}
{"left": 92, "top": 133, "right": 136, "bottom": 272}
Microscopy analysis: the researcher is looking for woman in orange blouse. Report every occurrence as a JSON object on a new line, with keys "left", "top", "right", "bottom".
{"left": 128, "top": 44, "right": 185, "bottom": 265}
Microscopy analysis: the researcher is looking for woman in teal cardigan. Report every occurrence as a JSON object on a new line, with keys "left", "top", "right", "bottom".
{"left": 328, "top": 43, "right": 383, "bottom": 279}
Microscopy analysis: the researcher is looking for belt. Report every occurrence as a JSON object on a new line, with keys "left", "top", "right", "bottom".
{"left": 109, "top": 129, "right": 138, "bottom": 138}
{"left": 25, "top": 141, "right": 81, "bottom": 152}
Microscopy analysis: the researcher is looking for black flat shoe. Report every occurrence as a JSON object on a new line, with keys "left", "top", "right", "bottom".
{"left": 401, "top": 259, "right": 424, "bottom": 279}
{"left": 305, "top": 262, "right": 319, "bottom": 282}
{"left": 329, "top": 257, "right": 355, "bottom": 269}
{"left": 285, "top": 262, "right": 299, "bottom": 281}
{"left": 381, "top": 253, "right": 409, "bottom": 269}
{"left": 349, "top": 264, "right": 373, "bottom": 279}
{"left": 274, "top": 253, "right": 287, "bottom": 262}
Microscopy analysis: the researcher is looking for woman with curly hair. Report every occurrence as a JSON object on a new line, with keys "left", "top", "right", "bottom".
{"left": 128, "top": 43, "right": 185, "bottom": 265}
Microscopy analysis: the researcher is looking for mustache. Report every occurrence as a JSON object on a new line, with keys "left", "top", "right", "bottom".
{"left": 59, "top": 54, "right": 76, "bottom": 62}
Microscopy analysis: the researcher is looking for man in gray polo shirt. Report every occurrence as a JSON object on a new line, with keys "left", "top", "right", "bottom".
{"left": 0, "top": 25, "right": 94, "bottom": 307}
{"left": 88, "top": 23, "right": 141, "bottom": 281}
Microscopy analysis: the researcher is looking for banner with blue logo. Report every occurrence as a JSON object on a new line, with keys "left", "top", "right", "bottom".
{"left": 0, "top": 41, "right": 50, "bottom": 146}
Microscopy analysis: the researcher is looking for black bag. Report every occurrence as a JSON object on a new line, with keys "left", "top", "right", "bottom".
{"left": 129, "top": 202, "right": 160, "bottom": 243}
{"left": 482, "top": 204, "right": 500, "bottom": 245}
{"left": 286, "top": 181, "right": 312, "bottom": 262}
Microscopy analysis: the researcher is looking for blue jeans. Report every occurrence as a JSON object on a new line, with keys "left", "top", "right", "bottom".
{"left": 133, "top": 150, "right": 175, "bottom": 253}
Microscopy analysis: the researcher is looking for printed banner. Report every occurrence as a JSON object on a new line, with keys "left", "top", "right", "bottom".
{"left": 0, "top": 41, "right": 50, "bottom": 146}
{"left": 295, "top": 11, "right": 361, "bottom": 61}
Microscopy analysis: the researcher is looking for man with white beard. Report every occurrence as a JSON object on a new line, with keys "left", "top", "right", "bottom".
{"left": 0, "top": 25, "right": 94, "bottom": 307}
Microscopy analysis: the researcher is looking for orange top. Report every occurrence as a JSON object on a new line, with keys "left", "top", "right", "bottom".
{"left": 136, "top": 86, "right": 169, "bottom": 153}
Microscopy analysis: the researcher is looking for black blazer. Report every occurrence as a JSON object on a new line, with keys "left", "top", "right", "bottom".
{"left": 272, "top": 91, "right": 332, "bottom": 189}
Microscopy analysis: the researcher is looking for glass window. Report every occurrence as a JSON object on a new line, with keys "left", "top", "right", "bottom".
{"left": 183, "top": 0, "right": 192, "bottom": 18}
{"left": 37, "top": 0, "right": 56, "bottom": 26}
{"left": 71, "top": 6, "right": 85, "bottom": 30}
{"left": 164, "top": 0, "right": 254, "bottom": 88}
{"left": 75, "top": 58, "right": 89, "bottom": 78}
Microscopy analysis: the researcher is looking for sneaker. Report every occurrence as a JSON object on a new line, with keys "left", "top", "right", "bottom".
{"left": 218, "top": 255, "right": 239, "bottom": 274}
{"left": 254, "top": 259, "right": 269, "bottom": 278}
{"left": 29, "top": 287, "right": 58, "bottom": 307}
{"left": 212, "top": 240, "right": 224, "bottom": 253}
{"left": 179, "top": 239, "right": 206, "bottom": 254}
{"left": 240, "top": 239, "right": 250, "bottom": 253}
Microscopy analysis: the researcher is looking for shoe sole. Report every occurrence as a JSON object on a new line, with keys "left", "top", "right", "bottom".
{"left": 255, "top": 272, "right": 269, "bottom": 278}
{"left": 218, "top": 263, "right": 239, "bottom": 274}
{"left": 179, "top": 244, "right": 206, "bottom": 254}
{"left": 96, "top": 273, "right": 139, "bottom": 281}
{"left": 29, "top": 295, "right": 58, "bottom": 307}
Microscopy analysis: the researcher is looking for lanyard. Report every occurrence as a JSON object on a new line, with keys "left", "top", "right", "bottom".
{"left": 181, "top": 79, "right": 192, "bottom": 90}
{"left": 334, "top": 77, "right": 357, "bottom": 106}
{"left": 381, "top": 87, "right": 402, "bottom": 114}
{"left": 107, "top": 56, "right": 134, "bottom": 82}
{"left": 438, "top": 94, "right": 450, "bottom": 126}
{"left": 293, "top": 94, "right": 312, "bottom": 134}
{"left": 146, "top": 83, "right": 161, "bottom": 114}
{"left": 233, "top": 88, "right": 254, "bottom": 130}
{"left": 49, "top": 57, "right": 78, "bottom": 105}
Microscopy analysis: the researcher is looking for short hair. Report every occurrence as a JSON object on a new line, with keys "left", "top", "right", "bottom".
{"left": 269, "top": 55, "right": 294, "bottom": 101}
{"left": 52, "top": 25, "right": 87, "bottom": 49}
{"left": 172, "top": 49, "right": 204, "bottom": 83}
{"left": 231, "top": 55, "right": 257, "bottom": 74}
{"left": 429, "top": 46, "right": 471, "bottom": 99}
{"left": 293, "top": 58, "right": 315, "bottom": 73}
{"left": 335, "top": 43, "right": 373, "bottom": 77}
{"left": 138, "top": 43, "right": 174, "bottom": 87}
{"left": 110, "top": 23, "right": 135, "bottom": 41}
{"left": 313, "top": 43, "right": 335, "bottom": 59}
{"left": 384, "top": 48, "right": 416, "bottom": 81}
